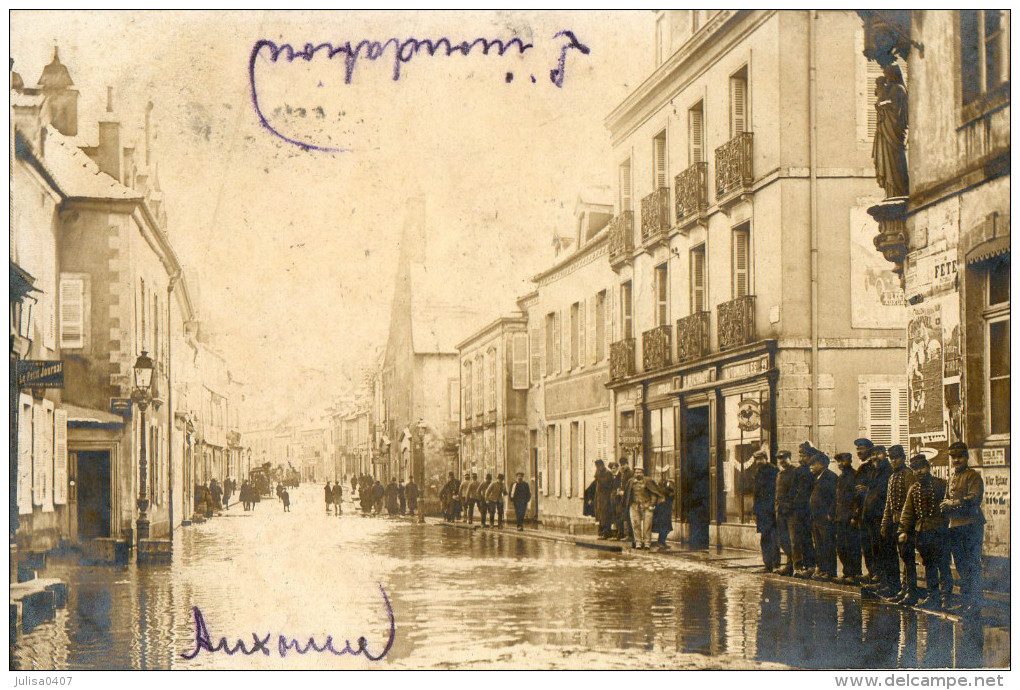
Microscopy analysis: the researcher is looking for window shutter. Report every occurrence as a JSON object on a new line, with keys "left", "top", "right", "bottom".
{"left": 689, "top": 107, "right": 704, "bottom": 164}
{"left": 734, "top": 230, "right": 749, "bottom": 298}
{"left": 559, "top": 310, "right": 567, "bottom": 373}
{"left": 731, "top": 77, "right": 747, "bottom": 136}
{"left": 53, "top": 409, "right": 68, "bottom": 505}
{"left": 620, "top": 161, "right": 632, "bottom": 212}
{"left": 32, "top": 405, "right": 44, "bottom": 506}
{"left": 897, "top": 387, "right": 909, "bottom": 446}
{"left": 541, "top": 320, "right": 549, "bottom": 378}
{"left": 654, "top": 134, "right": 667, "bottom": 188}
{"left": 512, "top": 333, "right": 529, "bottom": 390}
{"left": 578, "top": 303, "right": 586, "bottom": 369}
{"left": 692, "top": 248, "right": 706, "bottom": 313}
{"left": 587, "top": 298, "right": 597, "bottom": 365}
{"left": 18, "top": 395, "right": 32, "bottom": 515}
{"left": 606, "top": 285, "right": 614, "bottom": 357}
{"left": 529, "top": 328, "right": 540, "bottom": 384}
{"left": 44, "top": 293, "right": 56, "bottom": 351}
{"left": 868, "top": 388, "right": 894, "bottom": 446}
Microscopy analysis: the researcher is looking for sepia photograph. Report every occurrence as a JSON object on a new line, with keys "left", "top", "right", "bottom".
{"left": 7, "top": 9, "right": 1011, "bottom": 675}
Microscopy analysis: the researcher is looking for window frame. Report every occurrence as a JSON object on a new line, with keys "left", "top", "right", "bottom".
{"left": 729, "top": 65, "right": 748, "bottom": 138}
{"left": 688, "top": 101, "right": 705, "bottom": 165}
{"left": 690, "top": 244, "right": 707, "bottom": 314}
{"left": 621, "top": 281, "right": 634, "bottom": 339}
{"left": 652, "top": 129, "right": 668, "bottom": 190}
{"left": 654, "top": 262, "right": 669, "bottom": 327}
{"left": 619, "top": 158, "right": 633, "bottom": 213}
{"left": 983, "top": 258, "right": 1010, "bottom": 438}
{"left": 732, "top": 223, "right": 750, "bottom": 299}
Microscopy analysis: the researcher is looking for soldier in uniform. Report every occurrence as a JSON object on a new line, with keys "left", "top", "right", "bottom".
{"left": 774, "top": 450, "right": 797, "bottom": 575}
{"left": 790, "top": 444, "right": 817, "bottom": 578}
{"left": 940, "top": 442, "right": 986, "bottom": 616}
{"left": 882, "top": 444, "right": 916, "bottom": 603}
{"left": 808, "top": 453, "right": 838, "bottom": 580}
{"left": 833, "top": 452, "right": 863, "bottom": 583}
{"left": 861, "top": 446, "right": 896, "bottom": 596}
{"left": 616, "top": 458, "right": 635, "bottom": 543}
{"left": 852, "top": 438, "right": 877, "bottom": 581}
{"left": 899, "top": 454, "right": 952, "bottom": 611}
{"left": 752, "top": 450, "right": 780, "bottom": 573}
{"left": 464, "top": 473, "right": 480, "bottom": 524}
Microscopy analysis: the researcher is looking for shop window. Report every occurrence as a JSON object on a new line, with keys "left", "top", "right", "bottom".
{"left": 722, "top": 391, "right": 770, "bottom": 524}
{"left": 648, "top": 407, "right": 675, "bottom": 478}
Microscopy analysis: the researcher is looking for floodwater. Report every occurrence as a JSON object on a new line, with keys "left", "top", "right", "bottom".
{"left": 12, "top": 484, "right": 1009, "bottom": 670}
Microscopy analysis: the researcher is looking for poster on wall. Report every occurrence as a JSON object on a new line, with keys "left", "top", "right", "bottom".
{"left": 982, "top": 467, "right": 1009, "bottom": 558}
{"left": 850, "top": 206, "right": 907, "bottom": 329}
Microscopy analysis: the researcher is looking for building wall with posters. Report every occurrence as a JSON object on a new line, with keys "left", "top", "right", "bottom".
{"left": 603, "top": 10, "right": 907, "bottom": 550}
{"left": 518, "top": 197, "right": 616, "bottom": 529}
{"left": 859, "top": 10, "right": 1010, "bottom": 561}
{"left": 457, "top": 315, "right": 530, "bottom": 494}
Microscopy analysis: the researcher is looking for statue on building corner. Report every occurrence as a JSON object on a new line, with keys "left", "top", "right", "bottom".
{"left": 871, "top": 64, "right": 909, "bottom": 199}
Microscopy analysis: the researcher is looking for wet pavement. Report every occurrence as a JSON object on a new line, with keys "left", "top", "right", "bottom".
{"left": 12, "top": 484, "right": 1010, "bottom": 670}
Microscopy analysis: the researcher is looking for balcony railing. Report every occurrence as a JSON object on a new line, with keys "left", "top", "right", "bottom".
{"left": 715, "top": 132, "right": 753, "bottom": 200}
{"left": 717, "top": 294, "right": 756, "bottom": 351}
{"left": 640, "top": 187, "right": 671, "bottom": 246}
{"left": 676, "top": 311, "right": 710, "bottom": 363}
{"left": 609, "top": 338, "right": 636, "bottom": 381}
{"left": 675, "top": 162, "right": 708, "bottom": 229}
{"left": 608, "top": 211, "right": 635, "bottom": 270}
{"left": 642, "top": 324, "right": 673, "bottom": 372}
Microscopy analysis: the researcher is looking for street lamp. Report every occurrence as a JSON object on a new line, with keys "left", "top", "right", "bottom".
{"left": 132, "top": 351, "right": 154, "bottom": 541}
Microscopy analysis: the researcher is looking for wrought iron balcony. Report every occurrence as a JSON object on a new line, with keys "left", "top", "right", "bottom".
{"left": 715, "top": 132, "right": 753, "bottom": 201}
{"left": 717, "top": 294, "right": 756, "bottom": 351}
{"left": 642, "top": 324, "right": 673, "bottom": 372}
{"left": 675, "top": 162, "right": 708, "bottom": 230}
{"left": 640, "top": 187, "right": 671, "bottom": 247}
{"left": 607, "top": 211, "right": 634, "bottom": 271}
{"left": 609, "top": 338, "right": 636, "bottom": 381}
{"left": 676, "top": 311, "right": 710, "bottom": 363}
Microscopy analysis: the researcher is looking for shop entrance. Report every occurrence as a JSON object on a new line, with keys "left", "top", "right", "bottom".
{"left": 682, "top": 405, "right": 711, "bottom": 548}
{"left": 76, "top": 450, "right": 111, "bottom": 539}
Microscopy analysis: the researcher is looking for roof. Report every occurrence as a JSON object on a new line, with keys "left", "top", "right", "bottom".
{"left": 11, "top": 91, "right": 44, "bottom": 108}
{"left": 409, "top": 263, "right": 489, "bottom": 354}
{"left": 37, "top": 48, "right": 73, "bottom": 89}
{"left": 63, "top": 403, "right": 125, "bottom": 427}
{"left": 40, "top": 126, "right": 140, "bottom": 201}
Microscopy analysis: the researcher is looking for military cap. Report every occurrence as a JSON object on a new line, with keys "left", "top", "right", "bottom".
{"left": 835, "top": 452, "right": 853, "bottom": 462}
{"left": 751, "top": 449, "right": 768, "bottom": 460}
{"left": 595, "top": 459, "right": 606, "bottom": 466}
{"left": 869, "top": 445, "right": 887, "bottom": 456}
{"left": 799, "top": 441, "right": 814, "bottom": 452}
{"left": 948, "top": 441, "right": 969, "bottom": 456}
{"left": 854, "top": 438, "right": 874, "bottom": 449}
{"left": 909, "top": 454, "right": 930, "bottom": 470}
{"left": 776, "top": 450, "right": 792, "bottom": 460}
{"left": 810, "top": 453, "right": 829, "bottom": 465}
{"left": 888, "top": 444, "right": 906, "bottom": 459}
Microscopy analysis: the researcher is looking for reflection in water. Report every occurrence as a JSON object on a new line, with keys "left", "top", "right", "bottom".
{"left": 11, "top": 488, "right": 1009, "bottom": 669}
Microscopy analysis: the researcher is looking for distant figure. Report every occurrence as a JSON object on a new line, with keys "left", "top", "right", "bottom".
{"left": 332, "top": 481, "right": 343, "bottom": 516}
{"left": 485, "top": 473, "right": 507, "bottom": 528}
{"left": 752, "top": 450, "right": 780, "bottom": 572}
{"left": 405, "top": 478, "right": 419, "bottom": 516}
{"left": 372, "top": 480, "right": 385, "bottom": 515}
{"left": 210, "top": 480, "right": 223, "bottom": 514}
{"left": 276, "top": 482, "right": 284, "bottom": 502}
{"left": 223, "top": 477, "right": 233, "bottom": 509}
{"left": 385, "top": 478, "right": 400, "bottom": 515}
{"left": 475, "top": 474, "right": 491, "bottom": 527}
{"left": 593, "top": 460, "right": 614, "bottom": 539}
{"left": 398, "top": 480, "right": 406, "bottom": 515}
{"left": 464, "top": 473, "right": 480, "bottom": 523}
{"left": 652, "top": 470, "right": 676, "bottom": 550}
{"left": 324, "top": 481, "right": 333, "bottom": 514}
{"left": 508, "top": 472, "right": 531, "bottom": 531}
{"left": 281, "top": 488, "right": 291, "bottom": 512}
{"left": 440, "top": 472, "right": 459, "bottom": 522}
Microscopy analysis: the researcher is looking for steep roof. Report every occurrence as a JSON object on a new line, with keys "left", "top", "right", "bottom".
{"left": 38, "top": 125, "right": 139, "bottom": 201}
{"left": 37, "top": 48, "right": 73, "bottom": 89}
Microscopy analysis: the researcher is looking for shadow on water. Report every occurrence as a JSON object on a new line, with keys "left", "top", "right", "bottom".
{"left": 10, "top": 498, "right": 1010, "bottom": 669}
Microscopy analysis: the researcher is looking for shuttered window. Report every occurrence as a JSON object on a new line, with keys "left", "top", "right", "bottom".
{"left": 619, "top": 160, "right": 632, "bottom": 212}
{"left": 512, "top": 333, "right": 529, "bottom": 390}
{"left": 463, "top": 361, "right": 472, "bottom": 419}
{"left": 689, "top": 103, "right": 705, "bottom": 165}
{"left": 487, "top": 349, "right": 497, "bottom": 412}
{"left": 730, "top": 68, "right": 748, "bottom": 137}
{"left": 587, "top": 298, "right": 597, "bottom": 365}
{"left": 529, "top": 328, "right": 541, "bottom": 384}
{"left": 653, "top": 130, "right": 667, "bottom": 189}
{"left": 570, "top": 303, "right": 580, "bottom": 370}
{"left": 18, "top": 395, "right": 33, "bottom": 515}
{"left": 655, "top": 263, "right": 669, "bottom": 326}
{"left": 691, "top": 245, "right": 706, "bottom": 313}
{"left": 448, "top": 379, "right": 460, "bottom": 421}
{"left": 733, "top": 225, "right": 750, "bottom": 298}
{"left": 595, "top": 291, "right": 607, "bottom": 362}
{"left": 867, "top": 386, "right": 909, "bottom": 447}
{"left": 545, "top": 314, "right": 556, "bottom": 376}
{"left": 53, "top": 409, "right": 68, "bottom": 505}
{"left": 577, "top": 302, "right": 586, "bottom": 369}
{"left": 621, "top": 282, "right": 633, "bottom": 339}
{"left": 475, "top": 354, "right": 484, "bottom": 418}
{"left": 59, "top": 276, "right": 86, "bottom": 349}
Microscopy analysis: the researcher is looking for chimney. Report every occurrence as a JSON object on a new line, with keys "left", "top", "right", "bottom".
{"left": 93, "top": 85, "right": 121, "bottom": 180}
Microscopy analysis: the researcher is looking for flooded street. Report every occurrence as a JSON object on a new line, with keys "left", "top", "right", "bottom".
{"left": 12, "top": 485, "right": 1009, "bottom": 670}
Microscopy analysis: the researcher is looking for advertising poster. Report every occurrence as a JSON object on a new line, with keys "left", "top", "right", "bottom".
{"left": 850, "top": 206, "right": 907, "bottom": 328}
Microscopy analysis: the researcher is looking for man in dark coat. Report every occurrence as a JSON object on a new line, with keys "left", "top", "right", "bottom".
{"left": 752, "top": 450, "right": 780, "bottom": 572}
{"left": 593, "top": 460, "right": 615, "bottom": 539}
{"left": 398, "top": 480, "right": 406, "bottom": 514}
{"left": 853, "top": 437, "right": 877, "bottom": 580}
{"left": 940, "top": 442, "right": 985, "bottom": 616}
{"left": 882, "top": 444, "right": 916, "bottom": 603}
{"left": 324, "top": 481, "right": 333, "bottom": 514}
{"left": 439, "top": 472, "right": 459, "bottom": 522}
{"left": 652, "top": 471, "right": 676, "bottom": 550}
{"left": 774, "top": 451, "right": 797, "bottom": 575}
{"left": 834, "top": 452, "right": 863, "bottom": 583}
{"left": 900, "top": 454, "right": 952, "bottom": 611}
{"left": 371, "top": 479, "right": 385, "bottom": 515}
{"left": 808, "top": 453, "right": 838, "bottom": 580}
{"left": 508, "top": 472, "right": 531, "bottom": 531}
{"left": 332, "top": 480, "right": 343, "bottom": 516}
{"left": 615, "top": 459, "right": 634, "bottom": 541}
{"left": 384, "top": 478, "right": 400, "bottom": 515}
{"left": 790, "top": 444, "right": 817, "bottom": 577}
{"left": 860, "top": 445, "right": 895, "bottom": 595}
{"left": 476, "top": 474, "right": 491, "bottom": 527}
{"left": 607, "top": 462, "right": 622, "bottom": 538}
{"left": 405, "top": 478, "right": 419, "bottom": 516}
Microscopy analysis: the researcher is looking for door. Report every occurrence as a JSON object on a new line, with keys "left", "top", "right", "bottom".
{"left": 682, "top": 406, "right": 711, "bottom": 548}
{"left": 76, "top": 450, "right": 111, "bottom": 539}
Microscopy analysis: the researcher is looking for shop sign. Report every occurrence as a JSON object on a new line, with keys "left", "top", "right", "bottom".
{"left": 981, "top": 447, "right": 1006, "bottom": 467}
{"left": 110, "top": 398, "right": 133, "bottom": 417}
{"left": 737, "top": 398, "right": 761, "bottom": 432}
{"left": 673, "top": 368, "right": 715, "bottom": 392}
{"left": 619, "top": 428, "right": 643, "bottom": 447}
{"left": 17, "top": 360, "right": 64, "bottom": 388}
{"left": 649, "top": 381, "right": 671, "bottom": 399}
{"left": 720, "top": 356, "right": 769, "bottom": 381}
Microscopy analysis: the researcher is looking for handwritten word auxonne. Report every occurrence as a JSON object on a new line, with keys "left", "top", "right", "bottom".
{"left": 180, "top": 584, "right": 395, "bottom": 661}
{"left": 249, "top": 30, "right": 590, "bottom": 152}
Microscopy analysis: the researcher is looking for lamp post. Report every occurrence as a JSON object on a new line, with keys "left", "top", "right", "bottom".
{"left": 132, "top": 351, "right": 155, "bottom": 542}
{"left": 414, "top": 419, "right": 427, "bottom": 524}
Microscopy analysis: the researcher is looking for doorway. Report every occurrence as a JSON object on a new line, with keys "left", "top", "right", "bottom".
{"left": 682, "top": 405, "right": 710, "bottom": 548}
{"left": 76, "top": 450, "right": 111, "bottom": 539}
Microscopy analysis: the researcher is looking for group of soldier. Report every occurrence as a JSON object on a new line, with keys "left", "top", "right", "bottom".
{"left": 440, "top": 471, "right": 533, "bottom": 531}
{"left": 349, "top": 474, "right": 420, "bottom": 516}
{"left": 587, "top": 459, "right": 676, "bottom": 550}
{"left": 752, "top": 438, "right": 986, "bottom": 615}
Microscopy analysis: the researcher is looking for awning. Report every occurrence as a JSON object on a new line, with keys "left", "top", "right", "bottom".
{"left": 64, "top": 403, "right": 125, "bottom": 428}
{"left": 966, "top": 235, "right": 1010, "bottom": 265}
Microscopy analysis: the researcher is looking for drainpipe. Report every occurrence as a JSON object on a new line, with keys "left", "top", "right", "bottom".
{"left": 167, "top": 272, "right": 180, "bottom": 535}
{"left": 808, "top": 11, "right": 820, "bottom": 445}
